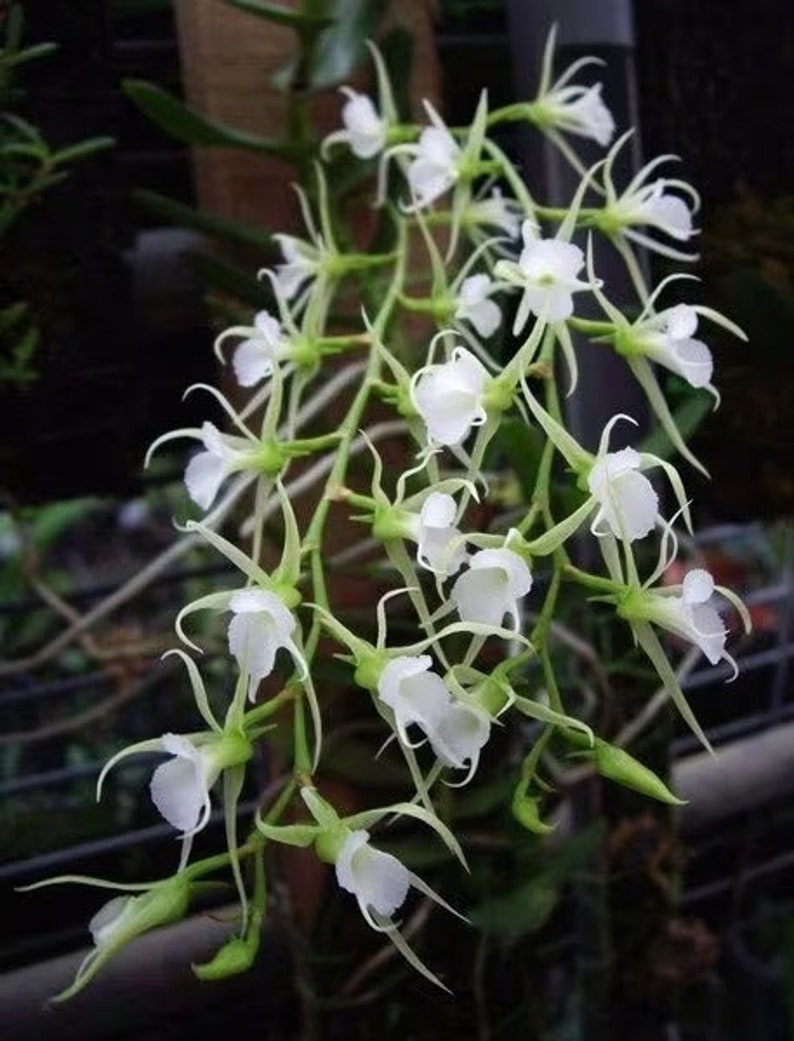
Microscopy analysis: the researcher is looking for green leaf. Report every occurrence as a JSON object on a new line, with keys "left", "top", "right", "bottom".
{"left": 223, "top": 0, "right": 333, "bottom": 32}
{"left": 0, "top": 41, "right": 58, "bottom": 71}
{"left": 51, "top": 136, "right": 115, "bottom": 166}
{"left": 308, "top": 0, "right": 386, "bottom": 90}
{"left": 122, "top": 79, "right": 303, "bottom": 161}
{"left": 134, "top": 189, "right": 273, "bottom": 252}
{"left": 470, "top": 876, "right": 559, "bottom": 939}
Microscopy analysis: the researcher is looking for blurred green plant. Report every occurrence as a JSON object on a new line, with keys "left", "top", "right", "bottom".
{"left": 0, "top": 2, "right": 113, "bottom": 386}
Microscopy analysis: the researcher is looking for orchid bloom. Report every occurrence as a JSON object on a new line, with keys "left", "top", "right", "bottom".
{"left": 376, "top": 655, "right": 451, "bottom": 746}
{"left": 496, "top": 220, "right": 593, "bottom": 335}
{"left": 184, "top": 422, "right": 259, "bottom": 511}
{"left": 413, "top": 491, "right": 468, "bottom": 576}
{"left": 637, "top": 569, "right": 745, "bottom": 671}
{"left": 450, "top": 547, "right": 532, "bottom": 631}
{"left": 411, "top": 345, "right": 490, "bottom": 447}
{"left": 376, "top": 656, "right": 490, "bottom": 777}
{"left": 454, "top": 273, "right": 502, "bottom": 339}
{"left": 227, "top": 588, "right": 306, "bottom": 700}
{"left": 464, "top": 187, "right": 523, "bottom": 242}
{"left": 529, "top": 26, "right": 616, "bottom": 147}
{"left": 149, "top": 733, "right": 222, "bottom": 836}
{"left": 631, "top": 304, "right": 716, "bottom": 393}
{"left": 406, "top": 100, "right": 463, "bottom": 209}
{"left": 271, "top": 233, "right": 322, "bottom": 302}
{"left": 428, "top": 699, "right": 491, "bottom": 776}
{"left": 587, "top": 446, "right": 660, "bottom": 542}
{"left": 598, "top": 139, "right": 700, "bottom": 259}
{"left": 228, "top": 310, "right": 288, "bottom": 387}
{"left": 336, "top": 830, "right": 412, "bottom": 923}
{"left": 323, "top": 88, "right": 386, "bottom": 159}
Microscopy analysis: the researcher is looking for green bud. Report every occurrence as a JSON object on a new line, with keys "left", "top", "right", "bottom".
{"left": 193, "top": 931, "right": 259, "bottom": 981}
{"left": 565, "top": 730, "right": 685, "bottom": 806}
{"left": 512, "top": 784, "right": 555, "bottom": 835}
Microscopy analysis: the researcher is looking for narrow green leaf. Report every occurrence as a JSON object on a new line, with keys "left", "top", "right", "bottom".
{"left": 223, "top": 0, "right": 332, "bottom": 31}
{"left": 122, "top": 79, "right": 302, "bottom": 161}
{"left": 134, "top": 189, "right": 273, "bottom": 251}
{"left": 51, "top": 136, "right": 115, "bottom": 165}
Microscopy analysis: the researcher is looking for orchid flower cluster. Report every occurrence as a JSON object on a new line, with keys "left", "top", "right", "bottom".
{"left": 31, "top": 29, "right": 751, "bottom": 999}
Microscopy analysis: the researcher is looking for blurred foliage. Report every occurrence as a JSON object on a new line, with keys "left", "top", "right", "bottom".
{"left": 0, "top": 3, "right": 113, "bottom": 388}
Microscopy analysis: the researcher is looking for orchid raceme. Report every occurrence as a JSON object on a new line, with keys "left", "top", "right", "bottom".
{"left": 36, "top": 28, "right": 757, "bottom": 1005}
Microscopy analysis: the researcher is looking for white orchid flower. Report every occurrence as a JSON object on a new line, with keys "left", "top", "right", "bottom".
{"left": 428, "top": 699, "right": 491, "bottom": 777}
{"left": 406, "top": 100, "right": 462, "bottom": 209}
{"left": 323, "top": 88, "right": 386, "bottom": 159}
{"left": 587, "top": 446, "right": 660, "bottom": 542}
{"left": 377, "top": 655, "right": 450, "bottom": 746}
{"left": 271, "top": 233, "right": 322, "bottom": 301}
{"left": 597, "top": 137, "right": 700, "bottom": 260}
{"left": 336, "top": 829, "right": 412, "bottom": 922}
{"left": 645, "top": 569, "right": 730, "bottom": 666}
{"left": 529, "top": 26, "right": 615, "bottom": 148}
{"left": 464, "top": 187, "right": 523, "bottom": 242}
{"left": 183, "top": 422, "right": 259, "bottom": 511}
{"left": 411, "top": 345, "right": 490, "bottom": 447}
{"left": 495, "top": 219, "right": 596, "bottom": 336}
{"left": 413, "top": 491, "right": 467, "bottom": 576}
{"left": 229, "top": 310, "right": 287, "bottom": 387}
{"left": 227, "top": 588, "right": 306, "bottom": 700}
{"left": 454, "top": 274, "right": 502, "bottom": 339}
{"left": 450, "top": 547, "right": 533, "bottom": 631}
{"left": 539, "top": 83, "right": 615, "bottom": 147}
{"left": 632, "top": 304, "right": 715, "bottom": 392}
{"left": 149, "top": 733, "right": 222, "bottom": 836}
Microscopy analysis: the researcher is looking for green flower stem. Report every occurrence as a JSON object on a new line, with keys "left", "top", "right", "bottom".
{"left": 562, "top": 563, "right": 622, "bottom": 594}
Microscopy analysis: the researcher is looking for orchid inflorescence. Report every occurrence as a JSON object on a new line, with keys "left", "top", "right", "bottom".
{"left": 29, "top": 28, "right": 751, "bottom": 999}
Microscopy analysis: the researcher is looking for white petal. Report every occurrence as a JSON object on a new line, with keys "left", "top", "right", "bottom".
{"left": 647, "top": 194, "right": 692, "bottom": 239}
{"left": 420, "top": 491, "right": 457, "bottom": 529}
{"left": 687, "top": 603, "right": 726, "bottom": 664}
{"left": 451, "top": 567, "right": 511, "bottom": 628}
{"left": 682, "top": 569, "right": 714, "bottom": 604}
{"left": 336, "top": 831, "right": 411, "bottom": 918}
{"left": 665, "top": 304, "right": 698, "bottom": 340}
{"left": 470, "top": 548, "right": 533, "bottom": 598}
{"left": 184, "top": 450, "right": 229, "bottom": 510}
{"left": 430, "top": 702, "right": 491, "bottom": 770}
{"left": 233, "top": 339, "right": 276, "bottom": 387}
{"left": 150, "top": 754, "right": 207, "bottom": 833}
{"left": 89, "top": 896, "right": 132, "bottom": 947}
{"left": 378, "top": 656, "right": 451, "bottom": 735}
{"left": 671, "top": 338, "right": 713, "bottom": 388}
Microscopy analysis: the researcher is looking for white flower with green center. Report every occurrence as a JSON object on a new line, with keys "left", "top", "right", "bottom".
{"left": 377, "top": 655, "right": 450, "bottom": 746}
{"left": 184, "top": 422, "right": 258, "bottom": 511}
{"left": 231, "top": 309, "right": 287, "bottom": 387}
{"left": 587, "top": 446, "right": 660, "bottom": 542}
{"left": 227, "top": 588, "right": 305, "bottom": 700}
{"left": 406, "top": 100, "right": 462, "bottom": 208}
{"left": 411, "top": 346, "right": 490, "bottom": 447}
{"left": 414, "top": 491, "right": 467, "bottom": 576}
{"left": 450, "top": 547, "right": 533, "bottom": 631}
{"left": 496, "top": 221, "right": 592, "bottom": 335}
{"left": 324, "top": 88, "right": 386, "bottom": 159}
{"left": 454, "top": 273, "right": 502, "bottom": 339}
